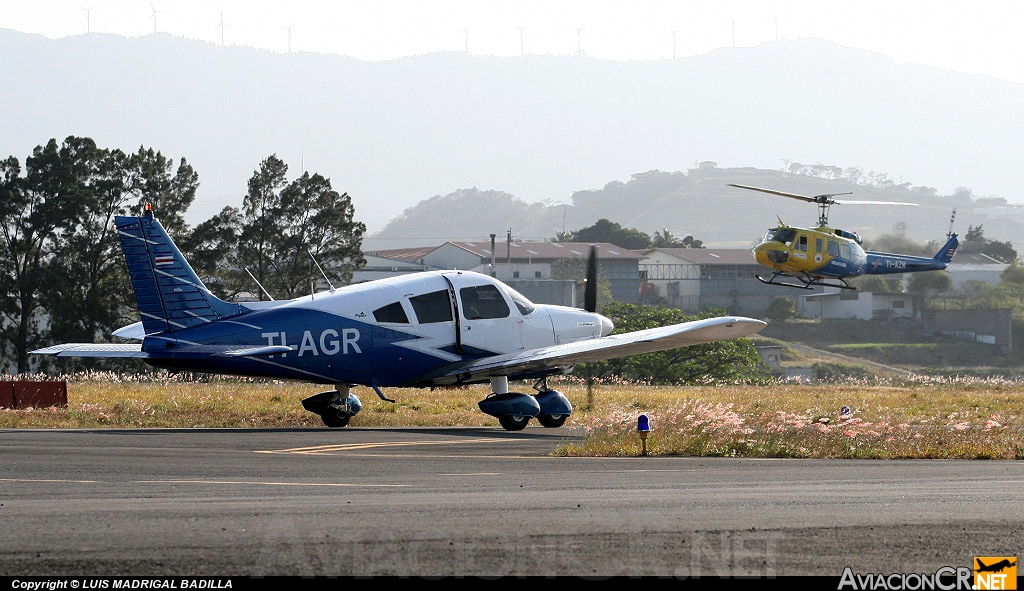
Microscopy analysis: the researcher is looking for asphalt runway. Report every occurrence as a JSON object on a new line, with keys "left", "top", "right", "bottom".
{"left": 0, "top": 426, "right": 1021, "bottom": 579}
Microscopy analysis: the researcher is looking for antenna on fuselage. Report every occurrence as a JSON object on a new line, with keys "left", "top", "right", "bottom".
{"left": 245, "top": 268, "right": 275, "bottom": 301}
{"left": 309, "top": 250, "right": 336, "bottom": 293}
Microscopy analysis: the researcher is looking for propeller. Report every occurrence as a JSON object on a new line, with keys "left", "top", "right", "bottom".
{"left": 728, "top": 183, "right": 917, "bottom": 227}
{"left": 584, "top": 245, "right": 598, "bottom": 313}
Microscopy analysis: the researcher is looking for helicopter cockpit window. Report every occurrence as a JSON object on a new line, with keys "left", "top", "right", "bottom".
{"left": 409, "top": 290, "right": 453, "bottom": 324}
{"left": 459, "top": 285, "right": 510, "bottom": 320}
{"left": 840, "top": 244, "right": 852, "bottom": 259}
{"left": 768, "top": 228, "right": 796, "bottom": 245}
{"left": 373, "top": 301, "right": 409, "bottom": 324}
{"left": 828, "top": 240, "right": 840, "bottom": 257}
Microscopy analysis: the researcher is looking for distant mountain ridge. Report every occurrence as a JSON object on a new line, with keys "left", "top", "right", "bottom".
{"left": 2, "top": 29, "right": 1022, "bottom": 247}
{"left": 367, "top": 167, "right": 1020, "bottom": 251}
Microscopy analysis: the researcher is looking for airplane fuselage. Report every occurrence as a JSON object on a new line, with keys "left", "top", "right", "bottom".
{"left": 141, "top": 270, "right": 611, "bottom": 387}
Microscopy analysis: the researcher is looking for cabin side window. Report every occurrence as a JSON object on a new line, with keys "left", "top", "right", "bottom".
{"left": 460, "top": 285, "right": 511, "bottom": 320}
{"left": 372, "top": 301, "right": 409, "bottom": 324}
{"left": 796, "top": 235, "right": 808, "bottom": 252}
{"left": 409, "top": 290, "right": 453, "bottom": 324}
{"left": 828, "top": 240, "right": 840, "bottom": 257}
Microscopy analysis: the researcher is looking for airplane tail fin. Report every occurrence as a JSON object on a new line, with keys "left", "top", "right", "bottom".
{"left": 933, "top": 233, "right": 959, "bottom": 265}
{"left": 116, "top": 204, "right": 242, "bottom": 335}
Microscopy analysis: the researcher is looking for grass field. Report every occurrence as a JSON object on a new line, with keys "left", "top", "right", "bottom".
{"left": 2, "top": 372, "right": 1023, "bottom": 459}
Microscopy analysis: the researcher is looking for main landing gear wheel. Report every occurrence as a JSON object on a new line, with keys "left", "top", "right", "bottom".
{"left": 320, "top": 405, "right": 352, "bottom": 428}
{"left": 498, "top": 415, "right": 531, "bottom": 431}
{"left": 537, "top": 414, "right": 567, "bottom": 428}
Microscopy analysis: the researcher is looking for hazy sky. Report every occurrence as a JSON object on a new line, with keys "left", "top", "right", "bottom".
{"left": 5, "top": 0, "right": 1024, "bottom": 84}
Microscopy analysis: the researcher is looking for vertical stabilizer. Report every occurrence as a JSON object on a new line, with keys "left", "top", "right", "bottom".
{"left": 116, "top": 205, "right": 241, "bottom": 334}
{"left": 933, "top": 233, "right": 959, "bottom": 265}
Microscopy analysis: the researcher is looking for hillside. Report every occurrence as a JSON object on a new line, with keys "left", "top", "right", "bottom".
{"left": 3, "top": 29, "right": 1023, "bottom": 242}
{"left": 366, "top": 167, "right": 1021, "bottom": 251}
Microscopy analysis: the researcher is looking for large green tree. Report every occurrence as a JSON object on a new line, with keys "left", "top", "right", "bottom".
{"left": 960, "top": 225, "right": 1018, "bottom": 263}
{"left": 0, "top": 136, "right": 198, "bottom": 374}
{"left": 230, "top": 155, "right": 367, "bottom": 300}
{"left": 561, "top": 218, "right": 651, "bottom": 250}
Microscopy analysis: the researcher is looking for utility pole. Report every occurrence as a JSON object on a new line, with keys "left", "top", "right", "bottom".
{"left": 489, "top": 233, "right": 496, "bottom": 276}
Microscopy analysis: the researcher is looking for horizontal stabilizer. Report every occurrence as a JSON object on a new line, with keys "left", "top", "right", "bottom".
{"left": 30, "top": 343, "right": 147, "bottom": 358}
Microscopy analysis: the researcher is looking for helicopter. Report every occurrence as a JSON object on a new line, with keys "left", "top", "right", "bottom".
{"left": 728, "top": 183, "right": 959, "bottom": 290}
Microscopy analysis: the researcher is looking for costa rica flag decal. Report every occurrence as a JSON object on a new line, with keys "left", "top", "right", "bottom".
{"left": 154, "top": 255, "right": 174, "bottom": 266}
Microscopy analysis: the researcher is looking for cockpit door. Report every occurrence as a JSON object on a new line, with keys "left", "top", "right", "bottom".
{"left": 443, "top": 272, "right": 518, "bottom": 356}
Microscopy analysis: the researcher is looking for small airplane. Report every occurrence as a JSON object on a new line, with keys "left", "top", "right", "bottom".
{"left": 976, "top": 558, "right": 1016, "bottom": 573}
{"left": 728, "top": 183, "right": 959, "bottom": 290}
{"left": 32, "top": 204, "right": 766, "bottom": 431}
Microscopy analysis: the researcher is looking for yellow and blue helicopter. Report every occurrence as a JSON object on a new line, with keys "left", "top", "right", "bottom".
{"left": 729, "top": 183, "right": 959, "bottom": 290}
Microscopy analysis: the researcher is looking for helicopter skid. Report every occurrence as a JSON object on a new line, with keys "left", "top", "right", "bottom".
{"left": 756, "top": 273, "right": 856, "bottom": 291}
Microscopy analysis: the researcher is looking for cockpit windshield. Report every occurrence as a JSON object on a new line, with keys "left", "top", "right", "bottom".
{"left": 764, "top": 227, "right": 796, "bottom": 245}
{"left": 502, "top": 285, "right": 536, "bottom": 316}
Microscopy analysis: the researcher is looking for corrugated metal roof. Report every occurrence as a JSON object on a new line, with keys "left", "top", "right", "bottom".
{"left": 371, "top": 241, "right": 643, "bottom": 261}
{"left": 641, "top": 248, "right": 757, "bottom": 265}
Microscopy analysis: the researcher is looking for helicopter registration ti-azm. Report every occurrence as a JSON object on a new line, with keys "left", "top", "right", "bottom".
{"left": 728, "top": 183, "right": 959, "bottom": 290}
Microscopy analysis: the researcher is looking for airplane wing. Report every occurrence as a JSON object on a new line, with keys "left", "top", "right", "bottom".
{"left": 30, "top": 343, "right": 149, "bottom": 358}
{"left": 31, "top": 343, "right": 294, "bottom": 358}
{"left": 418, "top": 316, "right": 767, "bottom": 386}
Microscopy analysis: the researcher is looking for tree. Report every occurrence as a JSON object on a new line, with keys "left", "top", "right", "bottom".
{"left": 233, "top": 155, "right": 366, "bottom": 300}
{"left": 577, "top": 303, "right": 770, "bottom": 384}
{"left": 274, "top": 171, "right": 366, "bottom": 297}
{"left": 763, "top": 297, "right": 799, "bottom": 323}
{"left": 551, "top": 256, "right": 613, "bottom": 309}
{"left": 561, "top": 218, "right": 651, "bottom": 250}
{"left": 908, "top": 271, "right": 951, "bottom": 296}
{"left": 235, "top": 155, "right": 290, "bottom": 300}
{"left": 128, "top": 146, "right": 198, "bottom": 240}
{"left": 960, "top": 225, "right": 1019, "bottom": 264}
{"left": 651, "top": 228, "right": 704, "bottom": 249}
{"left": 0, "top": 138, "right": 99, "bottom": 373}
{"left": 178, "top": 206, "right": 242, "bottom": 300}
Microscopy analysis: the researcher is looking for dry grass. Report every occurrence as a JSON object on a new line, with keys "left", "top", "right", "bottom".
{"left": 2, "top": 372, "right": 1023, "bottom": 459}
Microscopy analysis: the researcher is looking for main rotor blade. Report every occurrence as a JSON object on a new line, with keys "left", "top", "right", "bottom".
{"left": 727, "top": 183, "right": 818, "bottom": 202}
{"left": 585, "top": 245, "right": 598, "bottom": 313}
{"left": 833, "top": 199, "right": 919, "bottom": 206}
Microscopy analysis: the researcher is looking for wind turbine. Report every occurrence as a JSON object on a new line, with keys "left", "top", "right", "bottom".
{"left": 462, "top": 27, "right": 469, "bottom": 53}
{"left": 149, "top": 3, "right": 163, "bottom": 34}
{"left": 82, "top": 5, "right": 96, "bottom": 34}
{"left": 518, "top": 26, "right": 525, "bottom": 57}
{"left": 283, "top": 24, "right": 294, "bottom": 53}
{"left": 216, "top": 13, "right": 229, "bottom": 46}
{"left": 672, "top": 30, "right": 677, "bottom": 59}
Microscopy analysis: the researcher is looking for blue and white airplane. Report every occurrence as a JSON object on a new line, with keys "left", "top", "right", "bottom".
{"left": 32, "top": 205, "right": 767, "bottom": 431}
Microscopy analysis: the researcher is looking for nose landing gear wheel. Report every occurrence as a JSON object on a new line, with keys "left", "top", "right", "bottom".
{"left": 498, "top": 415, "right": 530, "bottom": 431}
